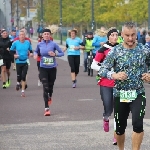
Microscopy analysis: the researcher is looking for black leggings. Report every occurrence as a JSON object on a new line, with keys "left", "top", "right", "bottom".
{"left": 100, "top": 86, "right": 113, "bottom": 120}
{"left": 114, "top": 93, "right": 146, "bottom": 135}
{"left": 40, "top": 67, "right": 57, "bottom": 108}
{"left": 16, "top": 63, "right": 28, "bottom": 82}
{"left": 68, "top": 55, "right": 80, "bottom": 74}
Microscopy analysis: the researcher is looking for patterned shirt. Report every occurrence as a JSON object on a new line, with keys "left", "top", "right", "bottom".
{"left": 99, "top": 43, "right": 150, "bottom": 97}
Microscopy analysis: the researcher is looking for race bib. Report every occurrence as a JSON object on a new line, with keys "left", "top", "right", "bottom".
{"left": 0, "top": 59, "right": 3, "bottom": 66}
{"left": 120, "top": 90, "right": 137, "bottom": 103}
{"left": 69, "top": 45, "right": 75, "bottom": 51}
{"left": 43, "top": 57, "right": 54, "bottom": 65}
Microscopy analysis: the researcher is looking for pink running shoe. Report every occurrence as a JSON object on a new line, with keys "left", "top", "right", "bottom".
{"left": 103, "top": 119, "right": 109, "bottom": 132}
{"left": 113, "top": 137, "right": 117, "bottom": 145}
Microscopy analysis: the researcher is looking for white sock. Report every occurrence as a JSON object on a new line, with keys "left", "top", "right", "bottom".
{"left": 17, "top": 82, "right": 20, "bottom": 85}
{"left": 45, "top": 108, "right": 49, "bottom": 111}
{"left": 22, "top": 90, "right": 24, "bottom": 93}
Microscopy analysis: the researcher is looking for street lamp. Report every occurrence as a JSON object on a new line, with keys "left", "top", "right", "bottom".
{"left": 16, "top": 0, "right": 19, "bottom": 28}
{"left": 59, "top": 0, "right": 62, "bottom": 45}
{"left": 41, "top": 0, "right": 43, "bottom": 26}
{"left": 91, "top": 0, "right": 95, "bottom": 31}
{"left": 148, "top": 0, "right": 150, "bottom": 29}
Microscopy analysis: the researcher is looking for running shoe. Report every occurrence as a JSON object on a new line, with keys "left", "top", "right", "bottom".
{"left": 2, "top": 84, "right": 6, "bottom": 89}
{"left": 38, "top": 80, "right": 41, "bottom": 86}
{"left": 72, "top": 83, "right": 76, "bottom": 88}
{"left": 21, "top": 92, "right": 25, "bottom": 97}
{"left": 113, "top": 137, "right": 117, "bottom": 145}
{"left": 103, "top": 119, "right": 109, "bottom": 132}
{"left": 44, "top": 109, "right": 50, "bottom": 116}
{"left": 16, "top": 84, "right": 20, "bottom": 91}
{"left": 6, "top": 80, "right": 11, "bottom": 87}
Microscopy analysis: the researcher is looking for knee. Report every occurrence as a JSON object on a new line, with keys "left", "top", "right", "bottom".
{"left": 22, "top": 77, "right": 26, "bottom": 81}
{"left": 17, "top": 75, "right": 21, "bottom": 82}
{"left": 133, "top": 121, "right": 143, "bottom": 133}
{"left": 2, "top": 67, "right": 6, "bottom": 72}
{"left": 71, "top": 67, "right": 75, "bottom": 73}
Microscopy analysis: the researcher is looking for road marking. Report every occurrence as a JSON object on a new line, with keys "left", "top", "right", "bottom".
{"left": 77, "top": 99, "right": 94, "bottom": 101}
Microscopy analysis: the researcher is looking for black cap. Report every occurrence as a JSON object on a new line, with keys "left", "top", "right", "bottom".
{"left": 87, "top": 31, "right": 93, "bottom": 35}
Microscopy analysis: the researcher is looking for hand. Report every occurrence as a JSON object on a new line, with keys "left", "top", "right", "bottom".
{"left": 112, "top": 72, "right": 128, "bottom": 80}
{"left": 74, "top": 46, "right": 80, "bottom": 50}
{"left": 14, "top": 54, "right": 19, "bottom": 59}
{"left": 34, "top": 55, "right": 37, "bottom": 59}
{"left": 30, "top": 53, "right": 33, "bottom": 57}
{"left": 100, "top": 42, "right": 105, "bottom": 46}
{"left": 7, "top": 48, "right": 10, "bottom": 51}
{"left": 63, "top": 47, "right": 67, "bottom": 52}
{"left": 48, "top": 51, "right": 56, "bottom": 56}
{"left": 142, "top": 73, "right": 150, "bottom": 82}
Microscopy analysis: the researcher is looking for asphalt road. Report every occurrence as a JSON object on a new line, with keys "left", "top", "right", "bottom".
{"left": 0, "top": 39, "right": 150, "bottom": 150}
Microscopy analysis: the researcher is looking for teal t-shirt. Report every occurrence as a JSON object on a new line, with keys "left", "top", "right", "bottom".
{"left": 66, "top": 37, "right": 82, "bottom": 55}
{"left": 10, "top": 40, "right": 32, "bottom": 64}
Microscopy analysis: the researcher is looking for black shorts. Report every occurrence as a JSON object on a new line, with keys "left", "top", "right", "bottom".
{"left": 68, "top": 55, "right": 80, "bottom": 74}
{"left": 114, "top": 93, "right": 146, "bottom": 135}
{"left": 2, "top": 59, "right": 11, "bottom": 69}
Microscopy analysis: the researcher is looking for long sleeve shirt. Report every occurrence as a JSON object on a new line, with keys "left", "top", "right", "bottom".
{"left": 34, "top": 40, "right": 64, "bottom": 68}
{"left": 99, "top": 43, "right": 150, "bottom": 97}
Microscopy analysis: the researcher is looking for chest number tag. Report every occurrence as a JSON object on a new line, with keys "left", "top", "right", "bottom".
{"left": 120, "top": 90, "right": 137, "bottom": 102}
{"left": 69, "top": 45, "right": 75, "bottom": 51}
{"left": 43, "top": 57, "right": 54, "bottom": 65}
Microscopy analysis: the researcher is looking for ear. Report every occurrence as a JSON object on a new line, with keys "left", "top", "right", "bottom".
{"left": 121, "top": 32, "right": 123, "bottom": 37}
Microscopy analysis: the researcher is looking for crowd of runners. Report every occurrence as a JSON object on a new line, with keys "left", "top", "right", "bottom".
{"left": 1, "top": 22, "right": 150, "bottom": 150}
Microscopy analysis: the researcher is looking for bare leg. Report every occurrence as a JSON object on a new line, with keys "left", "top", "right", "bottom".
{"left": 1, "top": 66, "right": 6, "bottom": 83}
{"left": 115, "top": 132, "right": 125, "bottom": 150}
{"left": 71, "top": 72, "right": 75, "bottom": 81}
{"left": 132, "top": 131, "right": 144, "bottom": 150}
{"left": 21, "top": 81, "right": 25, "bottom": 91}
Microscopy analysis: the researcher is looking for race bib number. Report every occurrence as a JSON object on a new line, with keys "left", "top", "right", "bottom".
{"left": 43, "top": 57, "right": 54, "bottom": 65}
{"left": 0, "top": 59, "right": 3, "bottom": 66}
{"left": 120, "top": 90, "right": 137, "bottom": 102}
{"left": 69, "top": 45, "right": 75, "bottom": 51}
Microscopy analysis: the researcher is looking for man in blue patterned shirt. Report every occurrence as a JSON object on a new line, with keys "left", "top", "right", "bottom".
{"left": 99, "top": 22, "right": 150, "bottom": 150}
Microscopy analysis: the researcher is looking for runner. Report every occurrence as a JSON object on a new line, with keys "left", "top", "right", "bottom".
{"left": 99, "top": 22, "right": 150, "bottom": 150}
{"left": 0, "top": 30, "right": 12, "bottom": 88}
{"left": 37, "top": 35, "right": 53, "bottom": 86}
{"left": 10, "top": 31, "right": 33, "bottom": 97}
{"left": 9, "top": 29, "right": 17, "bottom": 70}
{"left": 63, "top": 29, "right": 84, "bottom": 88}
{"left": 34, "top": 29, "right": 64, "bottom": 116}
{"left": 13, "top": 30, "right": 31, "bottom": 89}
{"left": 91, "top": 27, "right": 119, "bottom": 145}
{"left": 83, "top": 31, "right": 94, "bottom": 72}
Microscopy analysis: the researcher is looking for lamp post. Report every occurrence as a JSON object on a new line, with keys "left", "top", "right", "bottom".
{"left": 91, "top": 0, "right": 95, "bottom": 31}
{"left": 16, "top": 0, "right": 19, "bottom": 28}
{"left": 41, "top": 0, "right": 43, "bottom": 26}
{"left": 148, "top": 0, "right": 150, "bottom": 29}
{"left": 27, "top": 0, "right": 30, "bottom": 18}
{"left": 59, "top": 0, "right": 62, "bottom": 45}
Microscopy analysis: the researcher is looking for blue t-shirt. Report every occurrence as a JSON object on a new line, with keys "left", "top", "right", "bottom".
{"left": 92, "top": 35, "right": 107, "bottom": 54}
{"left": 10, "top": 40, "right": 32, "bottom": 64}
{"left": 66, "top": 37, "right": 82, "bottom": 55}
